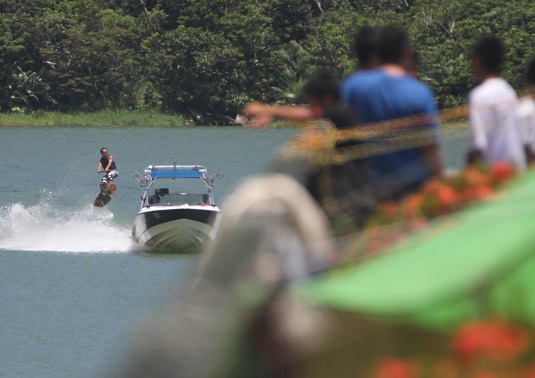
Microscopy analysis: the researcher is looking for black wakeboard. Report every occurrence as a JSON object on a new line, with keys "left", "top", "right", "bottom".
{"left": 94, "top": 182, "right": 117, "bottom": 207}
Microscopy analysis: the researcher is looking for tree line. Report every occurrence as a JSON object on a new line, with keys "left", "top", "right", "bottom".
{"left": 0, "top": 0, "right": 533, "bottom": 125}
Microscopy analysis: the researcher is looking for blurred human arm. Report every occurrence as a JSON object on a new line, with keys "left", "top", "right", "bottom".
{"left": 242, "top": 102, "right": 314, "bottom": 128}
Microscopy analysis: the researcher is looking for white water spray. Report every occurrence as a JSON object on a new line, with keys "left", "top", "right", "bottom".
{"left": 0, "top": 199, "right": 137, "bottom": 253}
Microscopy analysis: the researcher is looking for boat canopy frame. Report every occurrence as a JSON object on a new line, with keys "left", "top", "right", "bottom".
{"left": 133, "top": 164, "right": 222, "bottom": 206}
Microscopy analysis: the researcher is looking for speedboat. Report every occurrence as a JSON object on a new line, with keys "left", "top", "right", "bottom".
{"left": 132, "top": 164, "right": 222, "bottom": 253}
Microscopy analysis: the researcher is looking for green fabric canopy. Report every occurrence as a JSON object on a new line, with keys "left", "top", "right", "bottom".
{"left": 296, "top": 170, "right": 535, "bottom": 332}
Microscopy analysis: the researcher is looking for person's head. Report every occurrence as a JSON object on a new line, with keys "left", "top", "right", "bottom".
{"left": 100, "top": 147, "right": 109, "bottom": 156}
{"left": 353, "top": 26, "right": 382, "bottom": 69}
{"left": 302, "top": 72, "right": 341, "bottom": 107}
{"left": 378, "top": 26, "right": 411, "bottom": 65}
{"left": 470, "top": 35, "right": 505, "bottom": 79}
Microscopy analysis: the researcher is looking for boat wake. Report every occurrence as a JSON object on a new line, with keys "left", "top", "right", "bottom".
{"left": 0, "top": 200, "right": 136, "bottom": 253}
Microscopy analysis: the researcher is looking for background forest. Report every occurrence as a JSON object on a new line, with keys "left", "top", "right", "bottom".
{"left": 0, "top": 0, "right": 534, "bottom": 125}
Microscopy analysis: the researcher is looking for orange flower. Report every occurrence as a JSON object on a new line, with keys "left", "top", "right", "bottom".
{"left": 373, "top": 358, "right": 420, "bottom": 378}
{"left": 460, "top": 185, "right": 493, "bottom": 202}
{"left": 463, "top": 166, "right": 491, "bottom": 188}
{"left": 490, "top": 161, "right": 516, "bottom": 185}
{"left": 402, "top": 194, "right": 424, "bottom": 218}
{"left": 379, "top": 201, "right": 399, "bottom": 218}
{"left": 452, "top": 320, "right": 531, "bottom": 362}
{"left": 421, "top": 179, "right": 444, "bottom": 195}
{"left": 435, "top": 185, "right": 458, "bottom": 213}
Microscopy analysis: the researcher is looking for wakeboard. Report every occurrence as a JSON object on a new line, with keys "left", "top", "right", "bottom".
{"left": 93, "top": 182, "right": 117, "bottom": 207}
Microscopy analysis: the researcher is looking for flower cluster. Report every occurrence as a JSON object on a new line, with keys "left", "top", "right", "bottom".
{"left": 371, "top": 319, "right": 535, "bottom": 378}
{"left": 369, "top": 161, "right": 516, "bottom": 225}
{"left": 352, "top": 162, "right": 517, "bottom": 257}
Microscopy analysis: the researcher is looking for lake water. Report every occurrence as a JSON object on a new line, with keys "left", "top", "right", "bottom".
{"left": 0, "top": 126, "right": 467, "bottom": 377}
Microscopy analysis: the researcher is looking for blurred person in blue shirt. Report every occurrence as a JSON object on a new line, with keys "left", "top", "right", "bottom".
{"left": 342, "top": 25, "right": 443, "bottom": 201}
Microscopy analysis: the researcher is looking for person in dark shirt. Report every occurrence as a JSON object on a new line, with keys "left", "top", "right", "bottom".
{"left": 97, "top": 147, "right": 118, "bottom": 187}
{"left": 302, "top": 72, "right": 360, "bottom": 129}
{"left": 242, "top": 72, "right": 374, "bottom": 230}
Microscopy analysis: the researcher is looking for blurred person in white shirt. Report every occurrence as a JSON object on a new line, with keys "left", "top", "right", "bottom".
{"left": 467, "top": 35, "right": 527, "bottom": 171}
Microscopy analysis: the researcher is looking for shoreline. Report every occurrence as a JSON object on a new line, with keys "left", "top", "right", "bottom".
{"left": 0, "top": 109, "right": 191, "bottom": 127}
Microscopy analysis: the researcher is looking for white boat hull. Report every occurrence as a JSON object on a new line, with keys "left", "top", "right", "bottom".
{"left": 133, "top": 206, "right": 221, "bottom": 253}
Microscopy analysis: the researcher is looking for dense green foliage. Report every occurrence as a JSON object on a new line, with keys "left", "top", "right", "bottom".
{"left": 0, "top": 0, "right": 533, "bottom": 124}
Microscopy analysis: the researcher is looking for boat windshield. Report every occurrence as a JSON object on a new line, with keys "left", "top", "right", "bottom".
{"left": 146, "top": 190, "right": 211, "bottom": 206}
